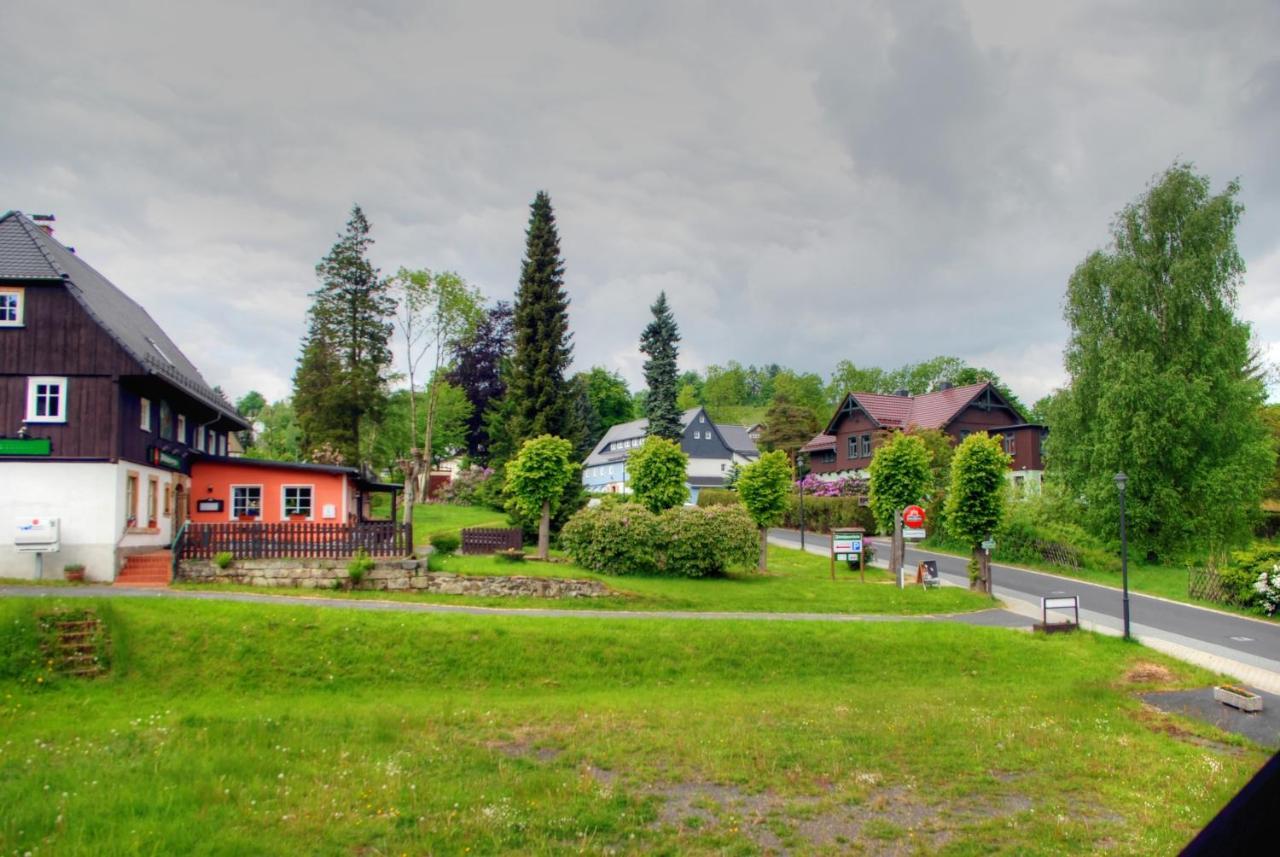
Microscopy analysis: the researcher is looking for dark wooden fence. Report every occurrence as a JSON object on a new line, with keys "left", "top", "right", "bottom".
{"left": 180, "top": 521, "right": 413, "bottom": 560}
{"left": 461, "top": 527, "right": 523, "bottom": 555}
{"left": 1188, "top": 566, "right": 1230, "bottom": 603}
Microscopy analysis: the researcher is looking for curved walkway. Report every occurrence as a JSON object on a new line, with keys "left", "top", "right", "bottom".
{"left": 0, "top": 584, "right": 1031, "bottom": 627}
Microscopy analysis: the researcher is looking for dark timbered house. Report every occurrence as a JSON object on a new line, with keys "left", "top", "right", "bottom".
{"left": 0, "top": 211, "right": 248, "bottom": 580}
{"left": 801, "top": 382, "right": 1046, "bottom": 487}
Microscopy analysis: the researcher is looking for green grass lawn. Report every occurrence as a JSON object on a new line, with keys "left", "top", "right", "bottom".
{"left": 174, "top": 543, "right": 993, "bottom": 616}
{"left": 915, "top": 538, "right": 1278, "bottom": 622}
{"left": 0, "top": 596, "right": 1266, "bottom": 854}
{"left": 365, "top": 498, "right": 511, "bottom": 545}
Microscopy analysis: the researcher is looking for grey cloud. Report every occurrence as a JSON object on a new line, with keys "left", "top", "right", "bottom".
{"left": 1, "top": 0, "right": 1277, "bottom": 405}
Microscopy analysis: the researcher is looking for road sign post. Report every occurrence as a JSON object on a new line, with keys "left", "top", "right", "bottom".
{"left": 830, "top": 528, "right": 865, "bottom": 582}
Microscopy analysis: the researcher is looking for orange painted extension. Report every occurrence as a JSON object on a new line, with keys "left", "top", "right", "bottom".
{"left": 189, "top": 459, "right": 355, "bottom": 524}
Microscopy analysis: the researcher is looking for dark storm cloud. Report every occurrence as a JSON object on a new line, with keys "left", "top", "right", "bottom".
{"left": 1, "top": 1, "right": 1277, "bottom": 404}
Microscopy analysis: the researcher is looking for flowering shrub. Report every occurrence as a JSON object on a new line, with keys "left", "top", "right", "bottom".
{"left": 439, "top": 465, "right": 494, "bottom": 506}
{"left": 796, "top": 474, "right": 868, "bottom": 498}
{"left": 1254, "top": 566, "right": 1280, "bottom": 615}
{"left": 1220, "top": 546, "right": 1280, "bottom": 615}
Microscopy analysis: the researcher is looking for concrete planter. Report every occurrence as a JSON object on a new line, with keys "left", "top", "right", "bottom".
{"left": 1214, "top": 685, "right": 1263, "bottom": 713}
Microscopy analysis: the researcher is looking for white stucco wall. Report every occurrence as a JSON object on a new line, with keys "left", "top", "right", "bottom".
{"left": 0, "top": 462, "right": 120, "bottom": 581}
{"left": 0, "top": 460, "right": 179, "bottom": 581}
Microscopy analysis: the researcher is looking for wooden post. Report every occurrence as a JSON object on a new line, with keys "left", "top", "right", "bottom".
{"left": 893, "top": 508, "right": 904, "bottom": 589}
{"left": 829, "top": 531, "right": 835, "bottom": 581}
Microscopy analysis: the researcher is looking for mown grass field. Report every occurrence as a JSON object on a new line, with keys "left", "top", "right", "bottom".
{"left": 174, "top": 543, "right": 993, "bottom": 616}
{"left": 0, "top": 596, "right": 1267, "bottom": 855}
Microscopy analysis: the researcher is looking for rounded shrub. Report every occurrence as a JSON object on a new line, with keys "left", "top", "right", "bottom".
{"left": 561, "top": 502, "right": 660, "bottom": 576}
{"left": 657, "top": 504, "right": 757, "bottom": 577}
{"left": 430, "top": 532, "right": 461, "bottom": 556}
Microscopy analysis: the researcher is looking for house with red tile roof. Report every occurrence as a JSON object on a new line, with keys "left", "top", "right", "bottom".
{"left": 801, "top": 382, "right": 1046, "bottom": 487}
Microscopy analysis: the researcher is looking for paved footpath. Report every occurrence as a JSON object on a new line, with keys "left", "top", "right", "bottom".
{"left": 0, "top": 584, "right": 1032, "bottom": 627}
{"left": 771, "top": 528, "right": 1280, "bottom": 694}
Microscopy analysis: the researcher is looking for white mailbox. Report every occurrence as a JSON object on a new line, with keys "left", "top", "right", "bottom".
{"left": 14, "top": 517, "right": 60, "bottom": 553}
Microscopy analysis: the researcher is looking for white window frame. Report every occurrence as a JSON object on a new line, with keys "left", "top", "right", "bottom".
{"left": 693, "top": 431, "right": 700, "bottom": 440}
{"left": 140, "top": 397, "right": 151, "bottom": 432}
{"left": 0, "top": 287, "right": 23, "bottom": 327}
{"left": 195, "top": 426, "right": 204, "bottom": 452}
{"left": 25, "top": 376, "right": 67, "bottom": 423}
{"left": 177, "top": 414, "right": 187, "bottom": 445}
{"left": 281, "top": 484, "right": 315, "bottom": 521}
{"left": 230, "top": 484, "right": 263, "bottom": 521}
{"left": 219, "top": 434, "right": 227, "bottom": 456}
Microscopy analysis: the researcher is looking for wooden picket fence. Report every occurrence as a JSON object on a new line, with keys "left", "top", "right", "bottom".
{"left": 180, "top": 521, "right": 413, "bottom": 560}
{"left": 461, "top": 527, "right": 523, "bottom": 555}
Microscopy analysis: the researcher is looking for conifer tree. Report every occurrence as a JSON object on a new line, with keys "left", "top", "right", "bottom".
{"left": 503, "top": 191, "right": 579, "bottom": 455}
{"left": 293, "top": 204, "right": 394, "bottom": 465}
{"left": 640, "top": 291, "right": 682, "bottom": 440}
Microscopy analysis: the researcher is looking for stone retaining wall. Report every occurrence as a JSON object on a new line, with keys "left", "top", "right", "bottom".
{"left": 177, "top": 558, "right": 612, "bottom": 598}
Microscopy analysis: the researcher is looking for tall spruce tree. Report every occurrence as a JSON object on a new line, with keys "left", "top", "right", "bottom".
{"left": 640, "top": 291, "right": 682, "bottom": 440}
{"left": 293, "top": 204, "right": 395, "bottom": 465}
{"left": 502, "top": 191, "right": 579, "bottom": 456}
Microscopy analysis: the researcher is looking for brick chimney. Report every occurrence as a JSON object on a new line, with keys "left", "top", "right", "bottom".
{"left": 31, "top": 213, "right": 55, "bottom": 236}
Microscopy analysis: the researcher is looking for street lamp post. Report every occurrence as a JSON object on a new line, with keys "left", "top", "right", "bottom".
{"left": 796, "top": 452, "right": 807, "bottom": 551}
{"left": 1114, "top": 472, "right": 1130, "bottom": 641}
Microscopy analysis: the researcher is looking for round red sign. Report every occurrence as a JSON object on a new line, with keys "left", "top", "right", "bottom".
{"left": 903, "top": 505, "right": 926, "bottom": 528}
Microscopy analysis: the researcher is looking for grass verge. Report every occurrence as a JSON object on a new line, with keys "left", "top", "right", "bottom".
{"left": 172, "top": 544, "right": 993, "bottom": 615}
{"left": 0, "top": 596, "right": 1267, "bottom": 854}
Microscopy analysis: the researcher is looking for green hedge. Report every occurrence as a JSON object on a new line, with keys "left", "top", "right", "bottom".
{"left": 698, "top": 489, "right": 877, "bottom": 535}
{"left": 562, "top": 502, "right": 757, "bottom": 577}
{"left": 1219, "top": 545, "right": 1280, "bottom": 614}
{"left": 783, "top": 496, "right": 877, "bottom": 535}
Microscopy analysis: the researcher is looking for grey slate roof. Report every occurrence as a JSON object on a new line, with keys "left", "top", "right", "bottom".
{"left": 716, "top": 424, "right": 759, "bottom": 456}
{"left": 584, "top": 408, "right": 760, "bottom": 466}
{"left": 0, "top": 211, "right": 246, "bottom": 428}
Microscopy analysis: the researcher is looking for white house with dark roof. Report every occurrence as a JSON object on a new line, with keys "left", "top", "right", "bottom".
{"left": 582, "top": 406, "right": 759, "bottom": 502}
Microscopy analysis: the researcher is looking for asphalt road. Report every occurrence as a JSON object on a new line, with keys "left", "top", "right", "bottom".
{"left": 771, "top": 528, "right": 1280, "bottom": 678}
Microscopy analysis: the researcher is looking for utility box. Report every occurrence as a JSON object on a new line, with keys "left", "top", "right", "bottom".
{"left": 14, "top": 517, "right": 60, "bottom": 553}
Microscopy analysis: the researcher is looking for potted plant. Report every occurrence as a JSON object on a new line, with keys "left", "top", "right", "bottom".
{"left": 63, "top": 563, "right": 85, "bottom": 583}
{"left": 1213, "top": 685, "right": 1263, "bottom": 713}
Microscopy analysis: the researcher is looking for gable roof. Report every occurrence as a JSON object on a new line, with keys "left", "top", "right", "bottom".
{"left": 0, "top": 211, "right": 246, "bottom": 428}
{"left": 584, "top": 407, "right": 759, "bottom": 466}
{"left": 824, "top": 382, "right": 1021, "bottom": 435}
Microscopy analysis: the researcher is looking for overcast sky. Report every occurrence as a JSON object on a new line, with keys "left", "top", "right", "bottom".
{"left": 3, "top": 1, "right": 1278, "bottom": 406}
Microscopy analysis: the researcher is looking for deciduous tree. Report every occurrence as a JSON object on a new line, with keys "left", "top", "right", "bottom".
{"left": 737, "top": 450, "right": 794, "bottom": 572}
{"left": 390, "top": 267, "right": 483, "bottom": 516}
{"left": 1045, "top": 163, "right": 1275, "bottom": 557}
{"left": 759, "top": 395, "right": 819, "bottom": 461}
{"left": 505, "top": 435, "right": 577, "bottom": 559}
{"left": 448, "top": 301, "right": 514, "bottom": 462}
{"left": 628, "top": 436, "right": 689, "bottom": 513}
{"left": 945, "top": 432, "right": 1009, "bottom": 594}
{"left": 867, "top": 433, "right": 932, "bottom": 576}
